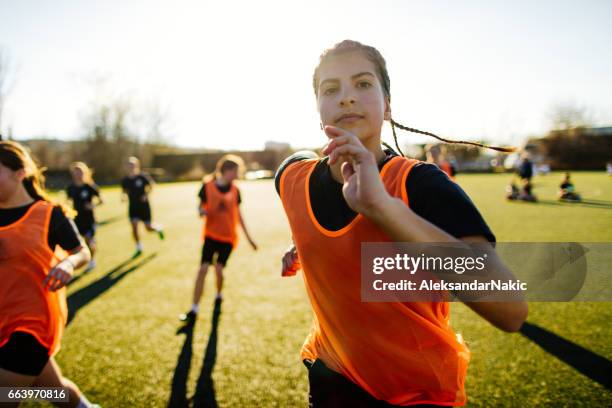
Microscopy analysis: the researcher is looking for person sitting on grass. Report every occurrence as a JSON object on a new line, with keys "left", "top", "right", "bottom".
{"left": 505, "top": 179, "right": 520, "bottom": 200}
{"left": 558, "top": 172, "right": 581, "bottom": 201}
{"left": 519, "top": 178, "right": 537, "bottom": 202}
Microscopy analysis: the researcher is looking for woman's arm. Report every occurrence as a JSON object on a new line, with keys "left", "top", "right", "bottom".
{"left": 238, "top": 209, "right": 257, "bottom": 250}
{"left": 43, "top": 245, "right": 91, "bottom": 291}
{"left": 323, "top": 125, "right": 528, "bottom": 332}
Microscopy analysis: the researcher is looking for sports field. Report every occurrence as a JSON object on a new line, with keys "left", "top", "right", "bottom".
{"left": 32, "top": 172, "right": 612, "bottom": 407}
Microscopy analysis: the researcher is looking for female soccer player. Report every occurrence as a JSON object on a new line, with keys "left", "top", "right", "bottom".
{"left": 121, "top": 156, "right": 164, "bottom": 257}
{"left": 66, "top": 162, "right": 103, "bottom": 271}
{"left": 0, "top": 141, "right": 99, "bottom": 408}
{"left": 179, "top": 155, "right": 257, "bottom": 323}
{"left": 277, "top": 40, "right": 528, "bottom": 407}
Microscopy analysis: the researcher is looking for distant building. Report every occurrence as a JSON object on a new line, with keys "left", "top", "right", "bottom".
{"left": 264, "top": 141, "right": 291, "bottom": 152}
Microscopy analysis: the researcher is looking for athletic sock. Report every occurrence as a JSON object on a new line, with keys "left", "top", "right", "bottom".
{"left": 191, "top": 304, "right": 199, "bottom": 314}
{"left": 76, "top": 396, "right": 92, "bottom": 408}
{"left": 136, "top": 242, "right": 143, "bottom": 251}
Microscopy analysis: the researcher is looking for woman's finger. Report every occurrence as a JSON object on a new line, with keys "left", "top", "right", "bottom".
{"left": 51, "top": 270, "right": 66, "bottom": 291}
{"left": 43, "top": 267, "right": 59, "bottom": 289}
{"left": 329, "top": 144, "right": 367, "bottom": 165}
{"left": 341, "top": 161, "right": 356, "bottom": 182}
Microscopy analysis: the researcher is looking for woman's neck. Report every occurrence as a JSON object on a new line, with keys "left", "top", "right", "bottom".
{"left": 0, "top": 186, "right": 35, "bottom": 209}
{"left": 328, "top": 138, "right": 386, "bottom": 183}
{"left": 216, "top": 176, "right": 230, "bottom": 186}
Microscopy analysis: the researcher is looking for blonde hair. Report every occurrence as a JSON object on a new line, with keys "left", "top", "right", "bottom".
{"left": 70, "top": 161, "right": 95, "bottom": 185}
{"left": 127, "top": 156, "right": 141, "bottom": 170}
{"left": 203, "top": 154, "right": 245, "bottom": 183}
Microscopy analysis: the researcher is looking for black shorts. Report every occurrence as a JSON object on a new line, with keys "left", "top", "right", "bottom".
{"left": 0, "top": 332, "right": 49, "bottom": 376}
{"left": 201, "top": 237, "right": 233, "bottom": 266}
{"left": 75, "top": 215, "right": 96, "bottom": 238}
{"left": 304, "top": 359, "right": 445, "bottom": 408}
{"left": 129, "top": 201, "right": 152, "bottom": 223}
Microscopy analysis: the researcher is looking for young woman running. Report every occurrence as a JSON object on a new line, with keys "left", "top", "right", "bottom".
{"left": 66, "top": 162, "right": 103, "bottom": 272}
{"left": 0, "top": 141, "right": 99, "bottom": 408}
{"left": 120, "top": 156, "right": 164, "bottom": 258}
{"left": 277, "top": 40, "right": 528, "bottom": 407}
{"left": 179, "top": 155, "right": 257, "bottom": 323}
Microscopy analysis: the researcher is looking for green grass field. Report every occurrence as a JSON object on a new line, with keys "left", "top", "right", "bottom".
{"left": 30, "top": 172, "right": 612, "bottom": 407}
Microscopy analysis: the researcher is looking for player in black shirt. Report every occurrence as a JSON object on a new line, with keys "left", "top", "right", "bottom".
{"left": 558, "top": 172, "right": 581, "bottom": 201}
{"left": 66, "top": 162, "right": 103, "bottom": 271}
{"left": 121, "top": 156, "right": 164, "bottom": 257}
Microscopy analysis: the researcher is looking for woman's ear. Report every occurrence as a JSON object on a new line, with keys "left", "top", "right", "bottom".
{"left": 14, "top": 168, "right": 26, "bottom": 182}
{"left": 384, "top": 98, "right": 391, "bottom": 121}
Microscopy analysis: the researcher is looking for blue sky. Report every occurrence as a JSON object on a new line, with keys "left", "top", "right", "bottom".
{"left": 1, "top": 0, "right": 611, "bottom": 150}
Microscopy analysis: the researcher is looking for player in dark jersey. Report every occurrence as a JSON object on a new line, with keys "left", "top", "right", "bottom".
{"left": 121, "top": 156, "right": 164, "bottom": 258}
{"left": 66, "top": 162, "right": 103, "bottom": 272}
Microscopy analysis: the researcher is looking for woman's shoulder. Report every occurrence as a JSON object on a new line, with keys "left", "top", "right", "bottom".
{"left": 274, "top": 150, "right": 320, "bottom": 194}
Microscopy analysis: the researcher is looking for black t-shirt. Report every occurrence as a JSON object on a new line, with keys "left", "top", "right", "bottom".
{"left": 66, "top": 183, "right": 100, "bottom": 216}
{"left": 198, "top": 181, "right": 242, "bottom": 205}
{"left": 518, "top": 160, "right": 533, "bottom": 179}
{"left": 0, "top": 201, "right": 82, "bottom": 251}
{"left": 274, "top": 150, "right": 495, "bottom": 242}
{"left": 121, "top": 174, "right": 152, "bottom": 204}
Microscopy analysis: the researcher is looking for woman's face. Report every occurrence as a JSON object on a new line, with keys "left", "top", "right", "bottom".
{"left": 0, "top": 162, "right": 23, "bottom": 203}
{"left": 223, "top": 167, "right": 238, "bottom": 182}
{"left": 316, "top": 51, "right": 390, "bottom": 143}
{"left": 126, "top": 161, "right": 138, "bottom": 175}
{"left": 71, "top": 167, "right": 84, "bottom": 183}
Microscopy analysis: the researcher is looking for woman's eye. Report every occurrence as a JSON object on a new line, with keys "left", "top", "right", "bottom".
{"left": 357, "top": 81, "right": 372, "bottom": 89}
{"left": 323, "top": 87, "right": 337, "bottom": 96}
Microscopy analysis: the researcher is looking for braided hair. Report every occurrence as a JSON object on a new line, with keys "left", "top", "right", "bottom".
{"left": 313, "top": 40, "right": 516, "bottom": 156}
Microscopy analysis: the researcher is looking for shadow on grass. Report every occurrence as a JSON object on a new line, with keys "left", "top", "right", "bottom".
{"left": 168, "top": 300, "right": 221, "bottom": 408}
{"left": 66, "top": 253, "right": 156, "bottom": 325}
{"left": 168, "top": 322, "right": 195, "bottom": 408}
{"left": 537, "top": 199, "right": 612, "bottom": 209}
{"left": 97, "top": 214, "right": 124, "bottom": 226}
{"left": 192, "top": 299, "right": 221, "bottom": 408}
{"left": 520, "top": 321, "right": 612, "bottom": 390}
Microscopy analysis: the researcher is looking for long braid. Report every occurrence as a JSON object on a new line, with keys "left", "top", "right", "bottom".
{"left": 390, "top": 119, "right": 516, "bottom": 153}
{"left": 389, "top": 122, "right": 406, "bottom": 157}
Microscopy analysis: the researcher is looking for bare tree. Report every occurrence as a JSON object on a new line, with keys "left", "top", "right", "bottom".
{"left": 548, "top": 102, "right": 593, "bottom": 131}
{"left": 0, "top": 48, "right": 17, "bottom": 137}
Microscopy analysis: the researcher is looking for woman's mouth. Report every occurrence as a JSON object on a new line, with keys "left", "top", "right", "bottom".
{"left": 335, "top": 113, "right": 365, "bottom": 124}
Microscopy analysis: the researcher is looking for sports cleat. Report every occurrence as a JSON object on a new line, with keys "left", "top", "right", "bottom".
{"left": 158, "top": 229, "right": 165, "bottom": 241}
{"left": 132, "top": 249, "right": 143, "bottom": 259}
{"left": 179, "top": 310, "right": 197, "bottom": 323}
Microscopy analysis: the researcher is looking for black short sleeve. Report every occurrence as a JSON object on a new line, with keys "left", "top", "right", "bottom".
{"left": 274, "top": 151, "right": 319, "bottom": 195}
{"left": 406, "top": 163, "right": 496, "bottom": 243}
{"left": 48, "top": 206, "right": 82, "bottom": 251}
{"left": 237, "top": 188, "right": 242, "bottom": 205}
{"left": 198, "top": 184, "right": 206, "bottom": 203}
{"left": 89, "top": 184, "right": 100, "bottom": 197}
{"left": 141, "top": 173, "right": 153, "bottom": 187}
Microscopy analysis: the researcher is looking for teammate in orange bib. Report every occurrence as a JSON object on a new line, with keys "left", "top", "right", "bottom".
{"left": 277, "top": 40, "right": 528, "bottom": 407}
{"left": 179, "top": 155, "right": 257, "bottom": 323}
{"left": 0, "top": 141, "right": 99, "bottom": 408}
{"left": 426, "top": 144, "right": 456, "bottom": 181}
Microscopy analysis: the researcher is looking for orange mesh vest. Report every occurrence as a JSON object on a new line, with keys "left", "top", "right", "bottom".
{"left": 279, "top": 156, "right": 470, "bottom": 406}
{"left": 440, "top": 161, "right": 455, "bottom": 181}
{"left": 0, "top": 200, "right": 68, "bottom": 356}
{"left": 201, "top": 180, "right": 239, "bottom": 247}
